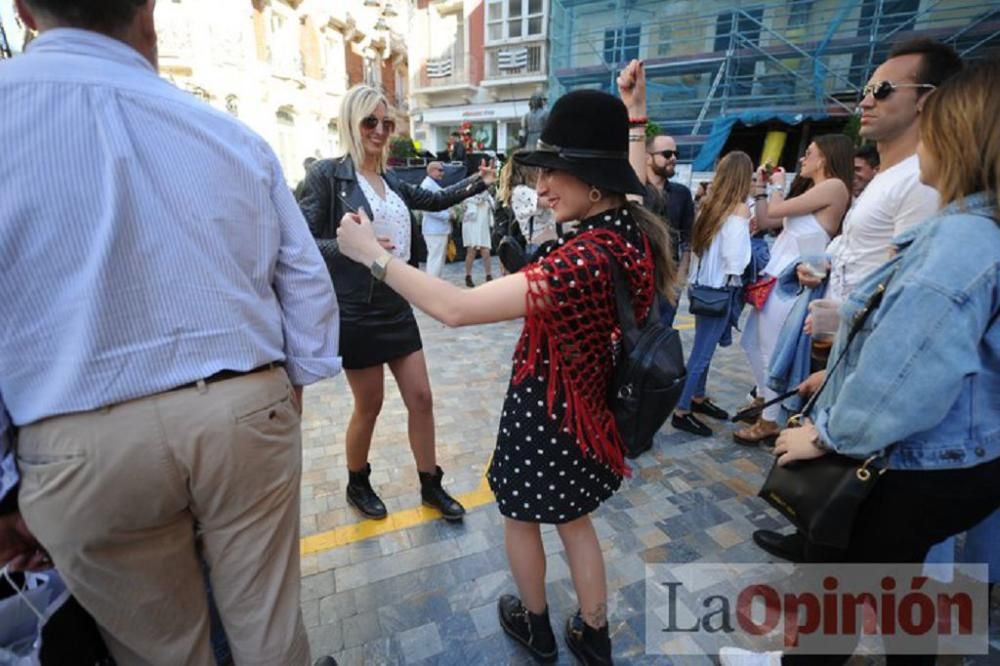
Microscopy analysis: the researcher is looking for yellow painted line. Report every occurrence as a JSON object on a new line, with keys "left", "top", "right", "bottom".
{"left": 300, "top": 458, "right": 496, "bottom": 556}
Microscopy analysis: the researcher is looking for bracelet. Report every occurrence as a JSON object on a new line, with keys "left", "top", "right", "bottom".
{"left": 628, "top": 116, "right": 648, "bottom": 126}
{"left": 627, "top": 135, "right": 646, "bottom": 142}
{"left": 754, "top": 193, "right": 767, "bottom": 200}
{"left": 767, "top": 184, "right": 784, "bottom": 197}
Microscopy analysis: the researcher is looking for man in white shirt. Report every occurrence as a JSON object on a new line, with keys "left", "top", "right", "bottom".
{"left": 420, "top": 161, "right": 452, "bottom": 277}
{"left": 798, "top": 38, "right": 962, "bottom": 302}
{"left": 749, "top": 38, "right": 964, "bottom": 571}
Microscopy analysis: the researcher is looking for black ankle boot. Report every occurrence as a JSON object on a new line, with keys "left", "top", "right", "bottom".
{"left": 418, "top": 465, "right": 465, "bottom": 521}
{"left": 565, "top": 610, "right": 613, "bottom": 665}
{"left": 346, "top": 463, "right": 387, "bottom": 519}
{"left": 498, "top": 595, "right": 557, "bottom": 663}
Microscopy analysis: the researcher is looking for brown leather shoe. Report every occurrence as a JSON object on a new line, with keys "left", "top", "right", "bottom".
{"left": 733, "top": 418, "right": 780, "bottom": 447}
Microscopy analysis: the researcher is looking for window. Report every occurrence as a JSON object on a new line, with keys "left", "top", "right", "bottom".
{"left": 603, "top": 26, "right": 640, "bottom": 66}
{"left": 787, "top": 0, "right": 813, "bottom": 27}
{"left": 268, "top": 7, "right": 302, "bottom": 75}
{"left": 363, "top": 53, "right": 382, "bottom": 88}
{"left": 327, "top": 120, "right": 339, "bottom": 158}
{"left": 486, "top": 0, "right": 545, "bottom": 44}
{"left": 324, "top": 31, "right": 346, "bottom": 88}
{"left": 276, "top": 108, "right": 297, "bottom": 176}
{"left": 655, "top": 23, "right": 672, "bottom": 58}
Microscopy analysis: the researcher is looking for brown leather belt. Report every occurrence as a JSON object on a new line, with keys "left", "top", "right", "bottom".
{"left": 174, "top": 362, "right": 283, "bottom": 391}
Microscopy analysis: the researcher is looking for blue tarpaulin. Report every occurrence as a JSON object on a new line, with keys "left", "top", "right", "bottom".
{"left": 692, "top": 110, "right": 829, "bottom": 171}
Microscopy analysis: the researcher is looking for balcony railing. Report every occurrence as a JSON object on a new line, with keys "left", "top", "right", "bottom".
{"left": 484, "top": 42, "right": 546, "bottom": 80}
{"left": 416, "top": 53, "right": 477, "bottom": 90}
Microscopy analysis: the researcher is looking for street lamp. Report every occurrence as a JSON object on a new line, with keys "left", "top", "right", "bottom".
{"left": 363, "top": 0, "right": 380, "bottom": 7}
{"left": 382, "top": 2, "right": 398, "bottom": 18}
{"left": 374, "top": 17, "right": 389, "bottom": 32}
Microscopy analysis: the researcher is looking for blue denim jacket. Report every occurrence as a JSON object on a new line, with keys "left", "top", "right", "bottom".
{"left": 767, "top": 257, "right": 829, "bottom": 418}
{"left": 813, "top": 193, "right": 1000, "bottom": 470}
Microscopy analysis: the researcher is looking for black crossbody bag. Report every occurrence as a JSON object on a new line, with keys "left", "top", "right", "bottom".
{"left": 758, "top": 271, "right": 895, "bottom": 549}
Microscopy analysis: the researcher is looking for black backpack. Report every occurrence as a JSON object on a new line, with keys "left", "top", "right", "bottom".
{"left": 604, "top": 251, "right": 687, "bottom": 458}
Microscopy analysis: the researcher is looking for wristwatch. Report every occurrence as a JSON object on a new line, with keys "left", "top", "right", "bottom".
{"left": 370, "top": 251, "right": 393, "bottom": 282}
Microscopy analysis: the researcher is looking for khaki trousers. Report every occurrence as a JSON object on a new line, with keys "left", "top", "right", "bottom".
{"left": 18, "top": 368, "right": 310, "bottom": 666}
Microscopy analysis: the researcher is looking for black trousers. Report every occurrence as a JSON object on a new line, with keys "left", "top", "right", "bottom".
{"left": 783, "top": 455, "right": 1000, "bottom": 666}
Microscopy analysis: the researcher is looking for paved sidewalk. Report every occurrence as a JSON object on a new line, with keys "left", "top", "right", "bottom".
{"left": 297, "top": 261, "right": 999, "bottom": 666}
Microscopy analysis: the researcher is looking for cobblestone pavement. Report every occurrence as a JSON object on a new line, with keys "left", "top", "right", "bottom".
{"left": 297, "top": 262, "right": 999, "bottom": 666}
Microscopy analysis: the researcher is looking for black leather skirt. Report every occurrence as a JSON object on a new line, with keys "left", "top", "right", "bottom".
{"left": 338, "top": 282, "right": 423, "bottom": 370}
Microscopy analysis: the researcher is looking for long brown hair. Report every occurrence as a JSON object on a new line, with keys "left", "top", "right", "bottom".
{"left": 691, "top": 151, "right": 752, "bottom": 257}
{"left": 920, "top": 60, "right": 1000, "bottom": 219}
{"left": 813, "top": 134, "right": 855, "bottom": 193}
{"left": 627, "top": 202, "right": 678, "bottom": 302}
{"left": 497, "top": 150, "right": 537, "bottom": 206}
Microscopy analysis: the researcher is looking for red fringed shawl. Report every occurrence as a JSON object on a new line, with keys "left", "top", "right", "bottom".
{"left": 513, "top": 223, "right": 655, "bottom": 477}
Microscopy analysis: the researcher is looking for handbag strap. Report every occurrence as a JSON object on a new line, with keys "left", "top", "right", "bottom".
{"left": 798, "top": 266, "right": 898, "bottom": 418}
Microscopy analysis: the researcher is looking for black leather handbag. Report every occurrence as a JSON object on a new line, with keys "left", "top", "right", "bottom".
{"left": 687, "top": 257, "right": 732, "bottom": 317}
{"left": 758, "top": 276, "right": 894, "bottom": 549}
{"left": 604, "top": 252, "right": 686, "bottom": 458}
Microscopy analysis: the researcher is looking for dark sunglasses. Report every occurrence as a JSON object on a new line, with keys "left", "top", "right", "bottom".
{"left": 360, "top": 116, "right": 396, "bottom": 133}
{"left": 861, "top": 80, "right": 936, "bottom": 101}
{"left": 652, "top": 149, "right": 678, "bottom": 160}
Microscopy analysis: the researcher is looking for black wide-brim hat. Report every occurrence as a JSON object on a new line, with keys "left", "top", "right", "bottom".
{"left": 515, "top": 89, "right": 644, "bottom": 196}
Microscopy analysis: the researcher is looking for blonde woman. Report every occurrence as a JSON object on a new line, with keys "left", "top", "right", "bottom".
{"left": 299, "top": 85, "right": 496, "bottom": 521}
{"left": 671, "top": 152, "right": 753, "bottom": 437}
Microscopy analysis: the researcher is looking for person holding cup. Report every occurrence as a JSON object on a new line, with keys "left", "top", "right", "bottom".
{"left": 734, "top": 136, "right": 853, "bottom": 446}
{"left": 299, "top": 85, "right": 497, "bottom": 521}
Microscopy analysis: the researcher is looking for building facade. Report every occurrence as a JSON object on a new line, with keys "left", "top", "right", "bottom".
{"left": 549, "top": 0, "right": 1000, "bottom": 168}
{"left": 155, "top": 0, "right": 410, "bottom": 184}
{"left": 409, "top": 0, "right": 550, "bottom": 156}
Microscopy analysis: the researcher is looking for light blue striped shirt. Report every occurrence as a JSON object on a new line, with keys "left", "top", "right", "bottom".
{"left": 0, "top": 29, "right": 341, "bottom": 438}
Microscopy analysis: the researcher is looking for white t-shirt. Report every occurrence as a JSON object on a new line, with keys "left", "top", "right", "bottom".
{"left": 828, "top": 154, "right": 938, "bottom": 301}
{"left": 689, "top": 214, "right": 751, "bottom": 288}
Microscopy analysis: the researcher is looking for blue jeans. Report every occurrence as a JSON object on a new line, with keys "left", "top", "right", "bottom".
{"left": 677, "top": 310, "right": 733, "bottom": 411}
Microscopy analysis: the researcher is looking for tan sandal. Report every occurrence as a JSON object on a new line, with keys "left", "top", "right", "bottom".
{"left": 733, "top": 418, "right": 780, "bottom": 447}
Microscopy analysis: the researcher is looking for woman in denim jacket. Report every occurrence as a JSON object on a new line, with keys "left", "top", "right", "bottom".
{"left": 771, "top": 61, "right": 1000, "bottom": 666}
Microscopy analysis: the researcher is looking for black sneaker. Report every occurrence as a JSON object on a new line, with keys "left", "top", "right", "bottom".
{"left": 465, "top": 275, "right": 475, "bottom": 288}
{"left": 498, "top": 595, "right": 558, "bottom": 663}
{"left": 671, "top": 412, "right": 712, "bottom": 437}
{"left": 691, "top": 397, "right": 729, "bottom": 420}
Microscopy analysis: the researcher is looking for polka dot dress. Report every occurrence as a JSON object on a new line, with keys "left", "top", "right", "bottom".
{"left": 488, "top": 370, "right": 621, "bottom": 524}
{"left": 486, "top": 209, "right": 651, "bottom": 524}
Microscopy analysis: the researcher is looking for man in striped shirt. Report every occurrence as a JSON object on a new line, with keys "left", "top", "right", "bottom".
{"left": 0, "top": 1, "right": 340, "bottom": 664}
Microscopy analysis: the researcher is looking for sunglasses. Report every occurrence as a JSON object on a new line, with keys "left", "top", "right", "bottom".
{"left": 651, "top": 149, "right": 678, "bottom": 160}
{"left": 360, "top": 116, "right": 396, "bottom": 133}
{"left": 861, "top": 80, "right": 936, "bottom": 101}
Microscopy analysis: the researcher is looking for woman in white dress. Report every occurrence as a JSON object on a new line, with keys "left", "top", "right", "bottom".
{"left": 461, "top": 189, "right": 495, "bottom": 286}
{"left": 735, "top": 135, "right": 853, "bottom": 445}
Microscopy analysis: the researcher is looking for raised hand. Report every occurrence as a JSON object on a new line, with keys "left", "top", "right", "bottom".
{"left": 478, "top": 158, "right": 497, "bottom": 186}
{"left": 616, "top": 59, "right": 646, "bottom": 116}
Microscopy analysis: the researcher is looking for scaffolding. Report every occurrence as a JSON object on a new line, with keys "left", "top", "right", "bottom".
{"left": 548, "top": 0, "right": 1000, "bottom": 167}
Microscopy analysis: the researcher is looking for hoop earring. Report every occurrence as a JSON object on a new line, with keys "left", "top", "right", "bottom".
{"left": 588, "top": 186, "right": 602, "bottom": 203}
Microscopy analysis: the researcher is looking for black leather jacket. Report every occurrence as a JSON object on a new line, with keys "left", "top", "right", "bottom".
{"left": 299, "top": 155, "right": 487, "bottom": 321}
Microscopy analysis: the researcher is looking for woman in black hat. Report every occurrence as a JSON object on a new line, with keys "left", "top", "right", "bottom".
{"left": 337, "top": 62, "right": 674, "bottom": 665}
